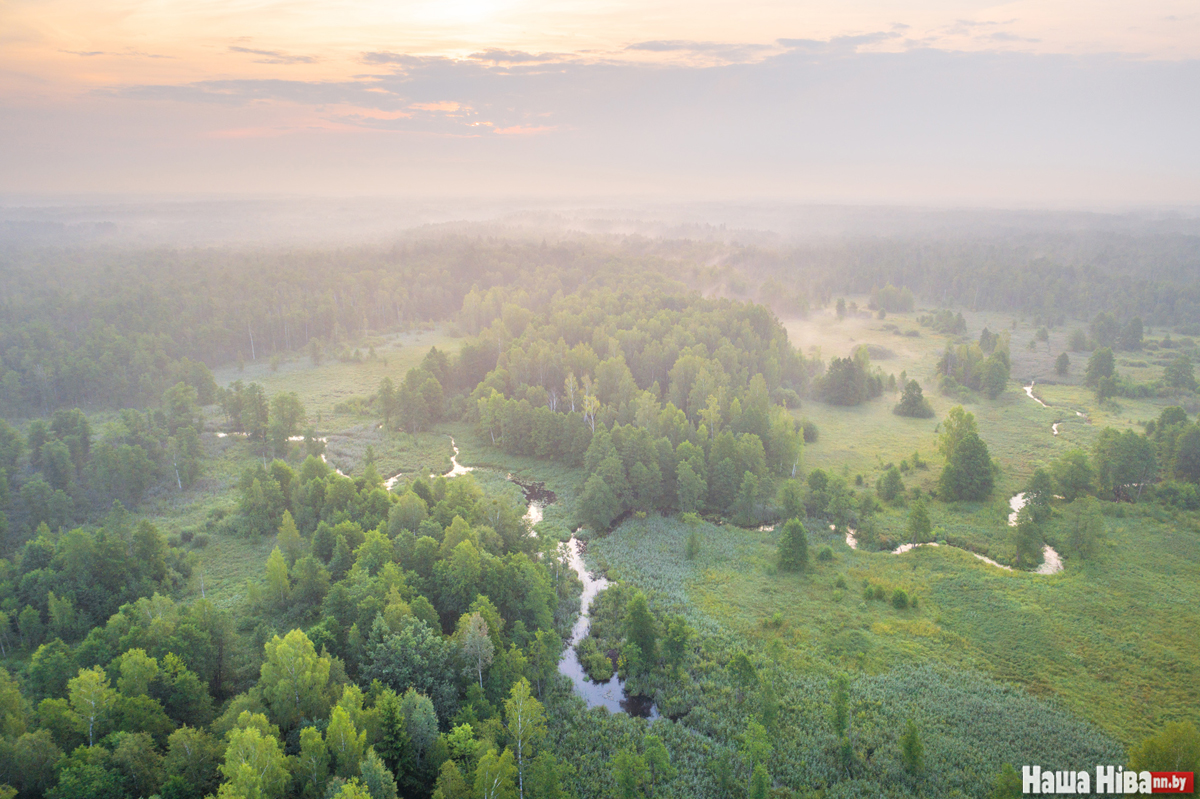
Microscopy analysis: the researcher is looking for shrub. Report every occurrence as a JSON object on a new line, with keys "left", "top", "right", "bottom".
{"left": 577, "top": 637, "right": 615, "bottom": 681}
{"left": 191, "top": 533, "right": 210, "bottom": 548}
{"left": 684, "top": 530, "right": 700, "bottom": 560}
{"left": 834, "top": 574, "right": 847, "bottom": 589}
{"left": 801, "top": 420, "right": 819, "bottom": 443}
{"left": 180, "top": 529, "right": 194, "bottom": 544}
{"left": 817, "top": 546, "right": 834, "bottom": 562}
{"left": 892, "top": 589, "right": 909, "bottom": 610}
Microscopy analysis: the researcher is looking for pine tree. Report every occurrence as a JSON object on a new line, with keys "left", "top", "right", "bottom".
{"left": 777, "top": 518, "right": 809, "bottom": 572}
{"left": 624, "top": 592, "right": 657, "bottom": 664}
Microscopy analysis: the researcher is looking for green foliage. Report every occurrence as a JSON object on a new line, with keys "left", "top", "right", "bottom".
{"left": 1128, "top": 720, "right": 1200, "bottom": 773}
{"left": 893, "top": 380, "right": 935, "bottom": 418}
{"left": 938, "top": 408, "right": 994, "bottom": 501}
{"left": 870, "top": 284, "right": 915, "bottom": 312}
{"left": 989, "top": 763, "right": 1022, "bottom": 799}
{"left": 877, "top": 466, "right": 905, "bottom": 502}
{"left": 612, "top": 748, "right": 647, "bottom": 799}
{"left": 777, "top": 518, "right": 809, "bottom": 573}
{"left": 819, "top": 355, "right": 884, "bottom": 406}
{"left": 624, "top": 592, "right": 657, "bottom": 667}
{"left": 907, "top": 498, "right": 932, "bottom": 543}
{"left": 1085, "top": 347, "right": 1116, "bottom": 386}
{"left": 1051, "top": 449, "right": 1094, "bottom": 502}
{"left": 937, "top": 339, "right": 1011, "bottom": 398}
{"left": 1094, "top": 427, "right": 1157, "bottom": 501}
{"left": 475, "top": 747, "right": 517, "bottom": 799}
{"left": 504, "top": 678, "right": 546, "bottom": 798}
{"left": 1164, "top": 354, "right": 1197, "bottom": 390}
{"left": 1091, "top": 312, "right": 1120, "bottom": 349}
{"left": 1011, "top": 509, "right": 1043, "bottom": 569}
{"left": 1024, "top": 468, "right": 1054, "bottom": 524}
{"left": 900, "top": 718, "right": 924, "bottom": 776}
{"left": 260, "top": 629, "right": 333, "bottom": 730}
{"left": 1064, "top": 498, "right": 1104, "bottom": 559}
{"left": 220, "top": 715, "right": 290, "bottom": 799}
{"left": 327, "top": 706, "right": 366, "bottom": 779}
{"left": 68, "top": 666, "right": 117, "bottom": 747}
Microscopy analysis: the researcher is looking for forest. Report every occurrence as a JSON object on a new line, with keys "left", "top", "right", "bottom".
{"left": 0, "top": 224, "right": 1196, "bottom": 799}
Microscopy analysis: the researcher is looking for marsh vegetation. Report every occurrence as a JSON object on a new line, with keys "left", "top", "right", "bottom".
{"left": 0, "top": 217, "right": 1196, "bottom": 798}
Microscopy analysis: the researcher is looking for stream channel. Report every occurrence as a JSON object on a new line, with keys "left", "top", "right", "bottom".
{"left": 385, "top": 437, "right": 659, "bottom": 718}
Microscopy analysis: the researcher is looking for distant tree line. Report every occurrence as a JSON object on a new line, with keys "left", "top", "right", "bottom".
{"left": 0, "top": 239, "right": 652, "bottom": 414}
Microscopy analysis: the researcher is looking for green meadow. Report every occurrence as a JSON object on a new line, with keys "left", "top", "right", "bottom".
{"left": 591, "top": 503, "right": 1199, "bottom": 748}
{"left": 147, "top": 303, "right": 1198, "bottom": 750}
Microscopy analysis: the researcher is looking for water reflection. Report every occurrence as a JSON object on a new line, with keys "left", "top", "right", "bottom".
{"left": 556, "top": 537, "right": 659, "bottom": 719}
{"left": 509, "top": 475, "right": 556, "bottom": 526}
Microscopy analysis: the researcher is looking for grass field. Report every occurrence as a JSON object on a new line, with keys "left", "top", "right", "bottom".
{"left": 592, "top": 508, "right": 1200, "bottom": 747}
{"left": 209, "top": 327, "right": 461, "bottom": 423}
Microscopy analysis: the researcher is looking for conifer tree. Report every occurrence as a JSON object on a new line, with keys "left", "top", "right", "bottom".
{"left": 777, "top": 518, "right": 809, "bottom": 572}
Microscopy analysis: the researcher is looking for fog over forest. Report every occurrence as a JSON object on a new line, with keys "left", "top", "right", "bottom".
{"left": 2, "top": 0, "right": 1199, "bottom": 796}
{"left": 0, "top": 188, "right": 1197, "bottom": 797}
{"left": 3, "top": 197, "right": 1199, "bottom": 247}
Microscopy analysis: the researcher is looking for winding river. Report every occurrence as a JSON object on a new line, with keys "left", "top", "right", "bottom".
{"left": 383, "top": 436, "right": 472, "bottom": 490}
{"left": 555, "top": 537, "right": 659, "bottom": 718}
{"left": 843, "top": 492, "right": 1062, "bottom": 574}
{"left": 385, "top": 438, "right": 657, "bottom": 717}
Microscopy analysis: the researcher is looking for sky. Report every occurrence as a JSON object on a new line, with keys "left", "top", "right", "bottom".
{"left": 2, "top": 0, "right": 1198, "bottom": 205}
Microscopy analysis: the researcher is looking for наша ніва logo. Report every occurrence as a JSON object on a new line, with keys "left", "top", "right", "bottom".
{"left": 1022, "top": 766, "right": 1194, "bottom": 794}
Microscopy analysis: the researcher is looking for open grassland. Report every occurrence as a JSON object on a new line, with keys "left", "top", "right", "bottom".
{"left": 210, "top": 327, "right": 461, "bottom": 422}
{"left": 786, "top": 303, "right": 1184, "bottom": 498}
{"left": 593, "top": 508, "right": 1200, "bottom": 747}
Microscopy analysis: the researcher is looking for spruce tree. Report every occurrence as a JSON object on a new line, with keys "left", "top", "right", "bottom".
{"left": 624, "top": 592, "right": 657, "bottom": 663}
{"left": 777, "top": 518, "right": 809, "bottom": 572}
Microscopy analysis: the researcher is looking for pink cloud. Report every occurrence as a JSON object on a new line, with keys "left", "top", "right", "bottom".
{"left": 409, "top": 101, "right": 461, "bottom": 112}
{"left": 493, "top": 124, "right": 557, "bottom": 135}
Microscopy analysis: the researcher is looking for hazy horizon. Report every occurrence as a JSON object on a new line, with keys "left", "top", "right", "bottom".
{"left": 4, "top": 0, "right": 1199, "bottom": 204}
{"left": 5, "top": 196, "right": 1200, "bottom": 248}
